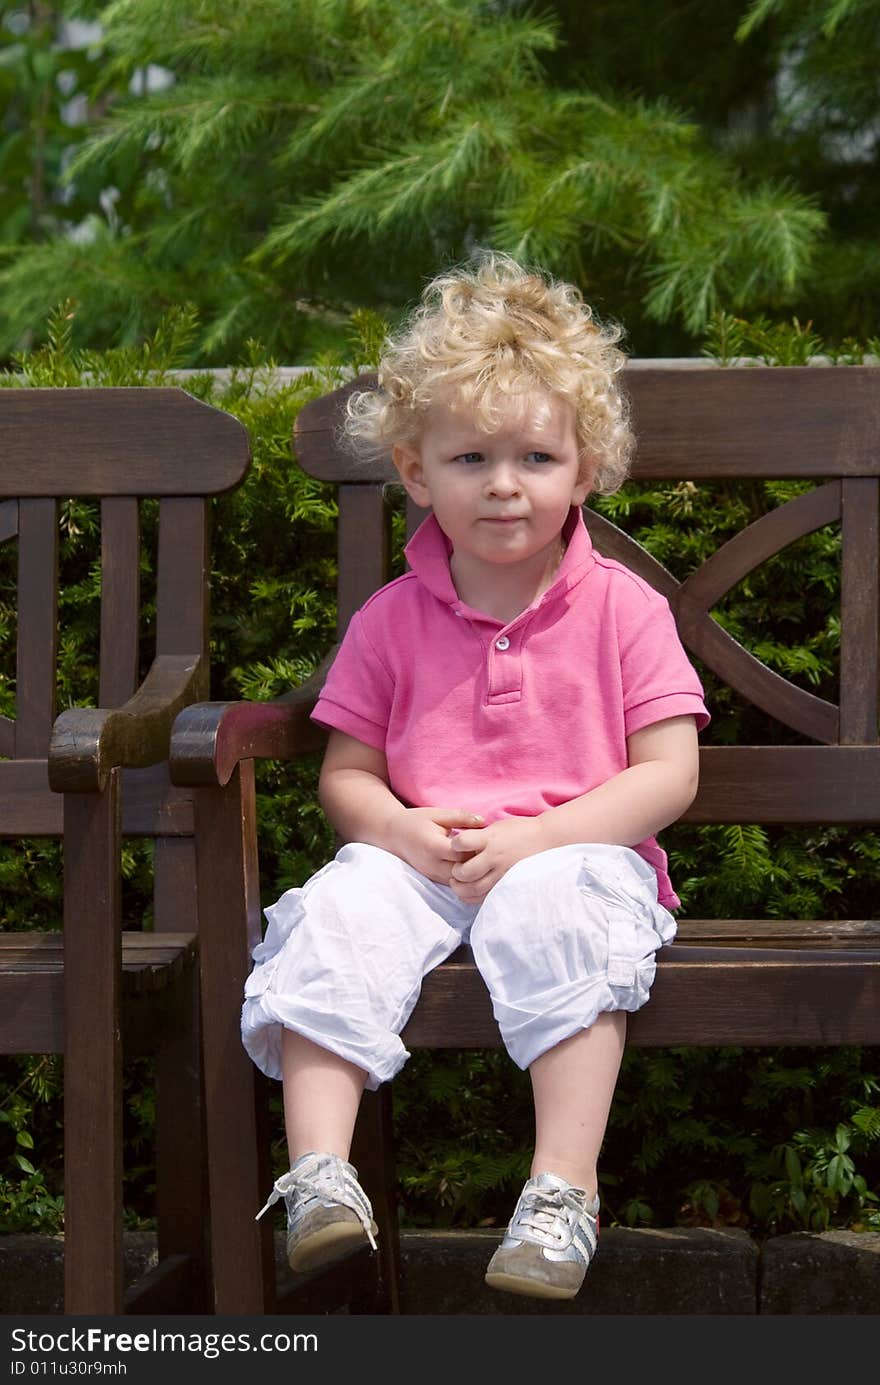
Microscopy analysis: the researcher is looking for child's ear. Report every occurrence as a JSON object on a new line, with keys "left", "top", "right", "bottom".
{"left": 572, "top": 476, "right": 592, "bottom": 507}
{"left": 573, "top": 455, "right": 598, "bottom": 506}
{"left": 392, "top": 443, "right": 431, "bottom": 507}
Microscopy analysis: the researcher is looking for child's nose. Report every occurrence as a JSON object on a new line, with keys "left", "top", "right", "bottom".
{"left": 486, "top": 461, "right": 520, "bottom": 495}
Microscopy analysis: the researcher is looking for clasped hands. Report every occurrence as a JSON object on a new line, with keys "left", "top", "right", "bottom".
{"left": 388, "top": 805, "right": 551, "bottom": 905}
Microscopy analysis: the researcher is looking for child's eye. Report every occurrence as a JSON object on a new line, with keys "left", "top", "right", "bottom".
{"left": 455, "top": 452, "right": 484, "bottom": 465}
{"left": 527, "top": 451, "right": 552, "bottom": 464}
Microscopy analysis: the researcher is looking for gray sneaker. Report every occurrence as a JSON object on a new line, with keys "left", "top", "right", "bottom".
{"left": 256, "top": 1151, "right": 378, "bottom": 1273}
{"left": 484, "top": 1171, "right": 599, "bottom": 1299}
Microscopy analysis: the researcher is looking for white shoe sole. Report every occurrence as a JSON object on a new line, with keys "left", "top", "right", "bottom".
{"left": 288, "top": 1218, "right": 378, "bottom": 1273}
{"left": 485, "top": 1269, "right": 580, "bottom": 1300}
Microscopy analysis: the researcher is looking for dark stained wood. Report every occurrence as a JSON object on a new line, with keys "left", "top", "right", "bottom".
{"left": 399, "top": 947, "right": 880, "bottom": 1048}
{"left": 62, "top": 777, "right": 124, "bottom": 1314}
{"left": 15, "top": 499, "right": 58, "bottom": 757}
{"left": 0, "top": 388, "right": 251, "bottom": 495}
{"left": 0, "top": 760, "right": 194, "bottom": 837}
{"left": 350, "top": 1088, "right": 400, "bottom": 1312}
{"left": 170, "top": 682, "right": 328, "bottom": 789}
{"left": 295, "top": 367, "right": 880, "bottom": 482}
{"left": 153, "top": 838, "right": 198, "bottom": 930}
{"left": 685, "top": 746, "right": 880, "bottom": 823}
{"left": 0, "top": 499, "right": 17, "bottom": 543}
{"left": 157, "top": 499, "right": 208, "bottom": 658}
{"left": 191, "top": 764, "right": 272, "bottom": 1313}
{"left": 622, "top": 366, "right": 880, "bottom": 477}
{"left": 99, "top": 498, "right": 140, "bottom": 706}
{"left": 1, "top": 385, "right": 254, "bottom": 1317}
{"left": 49, "top": 653, "right": 208, "bottom": 793}
{"left": 839, "top": 478, "right": 879, "bottom": 744}
{"left": 337, "top": 485, "right": 390, "bottom": 634}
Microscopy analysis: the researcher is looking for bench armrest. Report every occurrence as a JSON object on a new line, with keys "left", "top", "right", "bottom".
{"left": 169, "top": 663, "right": 331, "bottom": 788}
{"left": 48, "top": 653, "right": 209, "bottom": 793}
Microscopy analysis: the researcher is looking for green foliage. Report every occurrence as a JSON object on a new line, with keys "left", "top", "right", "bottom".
{"left": 0, "top": 1059, "right": 64, "bottom": 1233}
{"left": 0, "top": 3, "right": 106, "bottom": 258}
{"left": 1, "top": 307, "right": 879, "bottom": 1236}
{"left": 0, "top": 0, "right": 828, "bottom": 363}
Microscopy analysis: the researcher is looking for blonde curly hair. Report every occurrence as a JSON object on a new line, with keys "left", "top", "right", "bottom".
{"left": 344, "top": 252, "right": 633, "bottom": 495}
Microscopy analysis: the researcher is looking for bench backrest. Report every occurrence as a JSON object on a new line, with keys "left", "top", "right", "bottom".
{"left": 294, "top": 365, "right": 880, "bottom": 831}
{"left": 0, "top": 387, "right": 251, "bottom": 915}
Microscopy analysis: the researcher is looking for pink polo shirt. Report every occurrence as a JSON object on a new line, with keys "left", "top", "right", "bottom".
{"left": 312, "top": 508, "right": 709, "bottom": 909}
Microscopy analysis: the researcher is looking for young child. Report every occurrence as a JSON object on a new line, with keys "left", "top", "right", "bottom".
{"left": 242, "top": 252, "right": 709, "bottom": 1301}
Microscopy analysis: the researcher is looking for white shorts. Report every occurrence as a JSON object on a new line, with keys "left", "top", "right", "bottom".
{"left": 241, "top": 842, "right": 676, "bottom": 1090}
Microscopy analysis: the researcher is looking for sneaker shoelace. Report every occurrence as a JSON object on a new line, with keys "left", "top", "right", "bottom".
{"left": 256, "top": 1155, "right": 378, "bottom": 1251}
{"left": 513, "top": 1185, "right": 592, "bottom": 1247}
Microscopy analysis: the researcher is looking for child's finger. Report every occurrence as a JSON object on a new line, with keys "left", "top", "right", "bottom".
{"left": 448, "top": 828, "right": 484, "bottom": 851}
{"left": 435, "top": 809, "right": 485, "bottom": 829}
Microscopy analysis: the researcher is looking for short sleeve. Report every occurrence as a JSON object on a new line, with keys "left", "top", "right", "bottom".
{"left": 311, "top": 612, "right": 393, "bottom": 751}
{"left": 619, "top": 590, "right": 710, "bottom": 737}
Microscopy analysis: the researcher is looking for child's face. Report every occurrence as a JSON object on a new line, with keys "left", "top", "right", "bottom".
{"left": 392, "top": 391, "right": 592, "bottom": 581}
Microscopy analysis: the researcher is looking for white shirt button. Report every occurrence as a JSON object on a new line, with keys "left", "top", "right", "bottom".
{"left": 495, "top": 636, "right": 510, "bottom": 651}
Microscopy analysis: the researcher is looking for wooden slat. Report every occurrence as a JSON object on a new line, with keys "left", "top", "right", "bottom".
{"left": 401, "top": 948, "right": 880, "bottom": 1049}
{"left": 337, "top": 486, "right": 390, "bottom": 636}
{"left": 633, "top": 948, "right": 880, "bottom": 1045}
{"left": 153, "top": 838, "right": 198, "bottom": 932}
{"left": 100, "top": 498, "right": 140, "bottom": 706}
{"left": 623, "top": 366, "right": 880, "bottom": 478}
{"left": 0, "top": 717, "right": 13, "bottom": 757}
{"left": 839, "top": 477, "right": 879, "bottom": 744}
{"left": 0, "top": 498, "right": 17, "bottom": 543}
{"left": 0, "top": 972, "right": 63, "bottom": 1052}
{"left": 15, "top": 499, "right": 57, "bottom": 757}
{"left": 156, "top": 498, "right": 208, "bottom": 658}
{"left": 294, "top": 367, "right": 880, "bottom": 482}
{"left": 0, "top": 761, "right": 194, "bottom": 837}
{"left": 0, "top": 389, "right": 251, "bottom": 495}
{"left": 0, "top": 935, "right": 197, "bottom": 1054}
{"left": 675, "top": 919, "right": 880, "bottom": 948}
{"left": 686, "top": 745, "right": 880, "bottom": 822}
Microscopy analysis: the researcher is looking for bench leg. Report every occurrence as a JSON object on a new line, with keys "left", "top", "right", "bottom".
{"left": 351, "top": 1085, "right": 401, "bottom": 1313}
{"left": 63, "top": 777, "right": 124, "bottom": 1314}
{"left": 194, "top": 766, "right": 274, "bottom": 1313}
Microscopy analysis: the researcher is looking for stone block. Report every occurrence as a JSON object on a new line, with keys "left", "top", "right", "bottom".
{"left": 759, "top": 1231, "right": 880, "bottom": 1315}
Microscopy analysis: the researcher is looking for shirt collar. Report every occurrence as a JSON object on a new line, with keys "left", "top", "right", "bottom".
{"left": 403, "top": 507, "right": 595, "bottom": 618}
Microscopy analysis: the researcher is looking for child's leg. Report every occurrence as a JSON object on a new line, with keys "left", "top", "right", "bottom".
{"left": 528, "top": 1012, "right": 626, "bottom": 1196}
{"left": 246, "top": 843, "right": 475, "bottom": 1271}
{"left": 471, "top": 843, "right": 674, "bottom": 1298}
{"left": 281, "top": 1028, "right": 367, "bottom": 1162}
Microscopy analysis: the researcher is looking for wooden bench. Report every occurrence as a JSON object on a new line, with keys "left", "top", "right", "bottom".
{"left": 169, "top": 362, "right": 880, "bottom": 1314}
{"left": 0, "top": 386, "right": 250, "bottom": 1313}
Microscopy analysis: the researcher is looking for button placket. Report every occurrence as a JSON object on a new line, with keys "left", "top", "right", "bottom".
{"left": 486, "top": 627, "right": 522, "bottom": 700}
